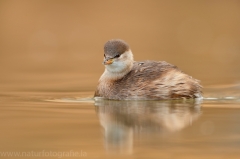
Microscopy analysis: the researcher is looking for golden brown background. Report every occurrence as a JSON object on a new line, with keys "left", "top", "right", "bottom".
{"left": 1, "top": 0, "right": 240, "bottom": 92}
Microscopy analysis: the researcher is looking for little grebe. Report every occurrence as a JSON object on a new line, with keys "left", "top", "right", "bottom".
{"left": 94, "top": 39, "right": 202, "bottom": 100}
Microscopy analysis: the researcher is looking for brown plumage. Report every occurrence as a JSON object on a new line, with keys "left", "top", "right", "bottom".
{"left": 94, "top": 39, "right": 202, "bottom": 100}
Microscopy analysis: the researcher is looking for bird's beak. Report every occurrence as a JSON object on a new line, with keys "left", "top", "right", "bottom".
{"left": 103, "top": 58, "right": 114, "bottom": 65}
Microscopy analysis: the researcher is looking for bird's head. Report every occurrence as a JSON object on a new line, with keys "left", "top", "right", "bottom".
{"left": 103, "top": 39, "right": 134, "bottom": 74}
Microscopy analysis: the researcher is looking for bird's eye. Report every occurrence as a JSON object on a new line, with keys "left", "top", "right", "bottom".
{"left": 114, "top": 54, "right": 120, "bottom": 58}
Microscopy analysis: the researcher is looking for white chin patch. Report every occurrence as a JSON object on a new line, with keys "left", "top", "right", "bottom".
{"left": 106, "top": 61, "right": 126, "bottom": 73}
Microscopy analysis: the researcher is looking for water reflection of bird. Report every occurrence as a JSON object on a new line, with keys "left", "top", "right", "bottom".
{"left": 95, "top": 99, "right": 202, "bottom": 153}
{"left": 94, "top": 39, "right": 202, "bottom": 100}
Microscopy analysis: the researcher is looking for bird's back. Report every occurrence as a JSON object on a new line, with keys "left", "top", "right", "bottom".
{"left": 95, "top": 61, "right": 202, "bottom": 100}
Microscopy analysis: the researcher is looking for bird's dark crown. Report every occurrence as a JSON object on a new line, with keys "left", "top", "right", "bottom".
{"left": 104, "top": 39, "right": 130, "bottom": 58}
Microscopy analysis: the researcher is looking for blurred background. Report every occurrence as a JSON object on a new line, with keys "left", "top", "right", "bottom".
{"left": 0, "top": 0, "right": 240, "bottom": 93}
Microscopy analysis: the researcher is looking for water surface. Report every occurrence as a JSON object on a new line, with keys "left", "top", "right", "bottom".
{"left": 1, "top": 86, "right": 240, "bottom": 159}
